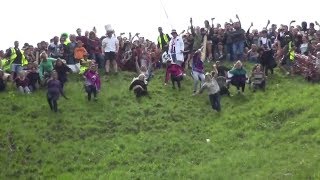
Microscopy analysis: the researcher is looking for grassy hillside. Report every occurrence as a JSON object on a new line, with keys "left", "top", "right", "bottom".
{"left": 0, "top": 63, "right": 320, "bottom": 179}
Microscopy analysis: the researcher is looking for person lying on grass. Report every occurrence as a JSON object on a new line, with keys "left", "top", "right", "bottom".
{"left": 129, "top": 74, "right": 150, "bottom": 99}
{"left": 83, "top": 64, "right": 101, "bottom": 101}
{"left": 47, "top": 71, "right": 68, "bottom": 112}
{"left": 194, "top": 65, "right": 221, "bottom": 112}
{"left": 249, "top": 64, "right": 266, "bottom": 92}
{"left": 164, "top": 60, "right": 184, "bottom": 90}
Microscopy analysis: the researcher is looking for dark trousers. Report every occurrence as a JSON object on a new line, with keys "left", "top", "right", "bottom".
{"left": 134, "top": 87, "right": 149, "bottom": 98}
{"left": 209, "top": 93, "right": 221, "bottom": 112}
{"left": 171, "top": 75, "right": 183, "bottom": 89}
{"left": 85, "top": 85, "right": 97, "bottom": 101}
{"left": 231, "top": 80, "right": 246, "bottom": 92}
{"left": 47, "top": 97, "right": 58, "bottom": 112}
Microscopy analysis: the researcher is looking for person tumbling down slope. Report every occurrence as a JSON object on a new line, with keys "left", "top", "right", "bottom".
{"left": 129, "top": 74, "right": 150, "bottom": 99}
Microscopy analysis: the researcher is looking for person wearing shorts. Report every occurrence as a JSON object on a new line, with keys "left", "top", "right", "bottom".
{"left": 102, "top": 30, "right": 119, "bottom": 76}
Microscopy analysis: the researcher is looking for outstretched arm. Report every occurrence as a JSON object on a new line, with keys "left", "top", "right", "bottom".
{"left": 265, "top": 20, "right": 270, "bottom": 29}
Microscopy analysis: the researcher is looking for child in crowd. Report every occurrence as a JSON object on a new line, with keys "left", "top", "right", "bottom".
{"left": 47, "top": 71, "right": 68, "bottom": 112}
{"left": 14, "top": 71, "right": 31, "bottom": 94}
{"left": 195, "top": 65, "right": 221, "bottom": 112}
{"left": 26, "top": 65, "right": 41, "bottom": 91}
{"left": 54, "top": 58, "right": 72, "bottom": 89}
{"left": 129, "top": 74, "right": 150, "bottom": 98}
{"left": 83, "top": 64, "right": 101, "bottom": 101}
{"left": 0, "top": 70, "right": 7, "bottom": 92}
{"left": 164, "top": 60, "right": 184, "bottom": 90}
{"left": 74, "top": 40, "right": 88, "bottom": 73}
{"left": 250, "top": 64, "right": 266, "bottom": 92}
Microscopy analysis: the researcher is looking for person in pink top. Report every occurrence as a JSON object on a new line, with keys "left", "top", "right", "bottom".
{"left": 83, "top": 64, "right": 101, "bottom": 101}
{"left": 164, "top": 60, "right": 184, "bottom": 90}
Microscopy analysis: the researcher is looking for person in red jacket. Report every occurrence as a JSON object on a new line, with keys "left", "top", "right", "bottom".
{"left": 164, "top": 60, "right": 184, "bottom": 90}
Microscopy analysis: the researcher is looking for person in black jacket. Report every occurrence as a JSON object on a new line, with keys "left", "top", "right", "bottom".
{"left": 27, "top": 65, "right": 41, "bottom": 91}
{"left": 129, "top": 74, "right": 150, "bottom": 98}
{"left": 54, "top": 59, "right": 72, "bottom": 89}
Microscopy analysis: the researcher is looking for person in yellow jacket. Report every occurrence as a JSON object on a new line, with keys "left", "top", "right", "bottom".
{"left": 157, "top": 27, "right": 171, "bottom": 53}
{"left": 4, "top": 41, "right": 28, "bottom": 80}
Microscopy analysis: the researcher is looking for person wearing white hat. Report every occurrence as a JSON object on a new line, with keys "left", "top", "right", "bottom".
{"left": 168, "top": 29, "right": 184, "bottom": 67}
{"left": 102, "top": 29, "right": 119, "bottom": 76}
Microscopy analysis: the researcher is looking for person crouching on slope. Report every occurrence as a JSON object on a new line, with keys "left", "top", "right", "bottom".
{"left": 164, "top": 60, "right": 184, "bottom": 90}
{"left": 83, "top": 64, "right": 101, "bottom": 101}
{"left": 194, "top": 65, "right": 221, "bottom": 112}
{"left": 47, "top": 71, "right": 68, "bottom": 112}
{"left": 129, "top": 74, "right": 150, "bottom": 98}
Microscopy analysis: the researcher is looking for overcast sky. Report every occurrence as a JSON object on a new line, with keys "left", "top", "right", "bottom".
{"left": 0, "top": 0, "right": 318, "bottom": 50}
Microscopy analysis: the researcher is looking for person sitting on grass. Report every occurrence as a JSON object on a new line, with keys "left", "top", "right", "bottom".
{"left": 83, "top": 64, "right": 101, "bottom": 101}
{"left": 164, "top": 60, "right": 184, "bottom": 90}
{"left": 250, "top": 64, "right": 266, "bottom": 92}
{"left": 129, "top": 74, "right": 150, "bottom": 98}
{"left": 47, "top": 71, "right": 68, "bottom": 113}
{"left": 228, "top": 60, "right": 247, "bottom": 94}
{"left": 194, "top": 65, "right": 221, "bottom": 112}
{"left": 0, "top": 70, "right": 7, "bottom": 92}
{"left": 26, "top": 64, "right": 41, "bottom": 91}
{"left": 54, "top": 58, "right": 72, "bottom": 90}
{"left": 14, "top": 71, "right": 31, "bottom": 94}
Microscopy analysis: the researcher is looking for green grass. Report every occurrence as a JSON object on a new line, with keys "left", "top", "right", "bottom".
{"left": 0, "top": 63, "right": 320, "bottom": 179}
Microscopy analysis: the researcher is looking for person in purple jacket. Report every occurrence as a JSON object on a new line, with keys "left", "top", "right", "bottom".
{"left": 47, "top": 71, "right": 68, "bottom": 112}
{"left": 191, "top": 50, "right": 205, "bottom": 94}
{"left": 83, "top": 64, "right": 101, "bottom": 101}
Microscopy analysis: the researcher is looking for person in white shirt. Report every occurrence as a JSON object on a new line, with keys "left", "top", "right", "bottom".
{"left": 102, "top": 30, "right": 119, "bottom": 76}
{"left": 168, "top": 29, "right": 184, "bottom": 67}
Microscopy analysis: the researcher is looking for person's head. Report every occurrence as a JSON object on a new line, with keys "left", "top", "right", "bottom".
{"left": 252, "top": 29, "right": 258, "bottom": 36}
{"left": 158, "top": 27, "right": 163, "bottom": 34}
{"left": 215, "top": 60, "right": 221, "bottom": 67}
{"left": 171, "top": 29, "right": 178, "bottom": 38}
{"left": 107, "top": 30, "right": 113, "bottom": 37}
{"left": 309, "top": 28, "right": 316, "bottom": 35}
{"left": 204, "top": 72, "right": 212, "bottom": 82}
{"left": 138, "top": 74, "right": 145, "bottom": 81}
{"left": 69, "top": 34, "right": 76, "bottom": 42}
{"left": 234, "top": 60, "right": 243, "bottom": 69}
{"left": 76, "top": 28, "right": 81, "bottom": 36}
{"left": 90, "top": 64, "right": 97, "bottom": 71}
{"left": 285, "top": 35, "right": 291, "bottom": 43}
{"left": 253, "top": 64, "right": 261, "bottom": 72}
{"left": 310, "top": 23, "right": 315, "bottom": 29}
{"left": 14, "top": 41, "right": 19, "bottom": 48}
{"left": 204, "top": 20, "right": 210, "bottom": 28}
{"left": 77, "top": 40, "right": 83, "bottom": 47}
{"left": 261, "top": 30, "right": 268, "bottom": 38}
{"left": 89, "top": 31, "right": 96, "bottom": 39}
{"left": 302, "top": 21, "right": 307, "bottom": 30}
{"left": 40, "top": 52, "right": 48, "bottom": 61}
{"left": 18, "top": 71, "right": 25, "bottom": 79}
{"left": 51, "top": 71, "right": 58, "bottom": 80}
{"left": 55, "top": 58, "right": 63, "bottom": 66}
{"left": 234, "top": 22, "right": 240, "bottom": 29}
{"left": 251, "top": 44, "right": 258, "bottom": 51}
{"left": 53, "top": 36, "right": 59, "bottom": 44}
{"left": 85, "top": 31, "right": 89, "bottom": 37}
{"left": 271, "top": 24, "right": 277, "bottom": 31}
{"left": 0, "top": 50, "right": 4, "bottom": 58}
{"left": 30, "top": 65, "right": 37, "bottom": 73}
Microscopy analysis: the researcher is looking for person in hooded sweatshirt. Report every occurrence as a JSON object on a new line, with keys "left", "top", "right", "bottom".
{"left": 194, "top": 65, "right": 221, "bottom": 112}
{"left": 191, "top": 49, "right": 205, "bottom": 94}
{"left": 83, "top": 64, "right": 101, "bottom": 101}
{"left": 129, "top": 74, "right": 150, "bottom": 98}
{"left": 47, "top": 71, "right": 68, "bottom": 112}
{"left": 164, "top": 60, "right": 184, "bottom": 90}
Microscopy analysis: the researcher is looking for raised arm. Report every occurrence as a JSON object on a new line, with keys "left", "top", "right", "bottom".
{"left": 247, "top": 22, "right": 253, "bottom": 36}
{"left": 135, "top": 59, "right": 141, "bottom": 74}
{"left": 211, "top": 18, "right": 215, "bottom": 29}
{"left": 236, "top": 14, "right": 241, "bottom": 28}
{"left": 265, "top": 20, "right": 270, "bottom": 29}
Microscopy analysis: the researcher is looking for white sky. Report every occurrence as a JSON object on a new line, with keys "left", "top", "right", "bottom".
{"left": 0, "top": 0, "right": 318, "bottom": 50}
